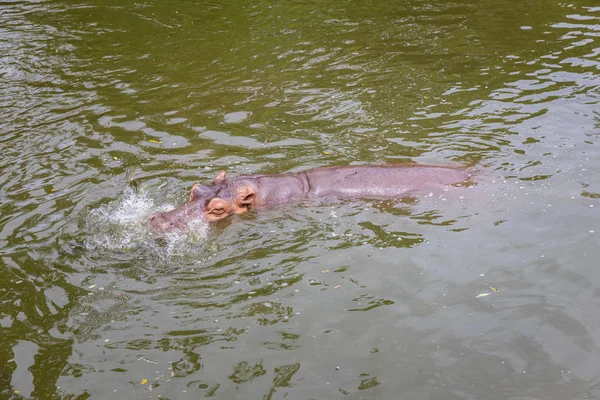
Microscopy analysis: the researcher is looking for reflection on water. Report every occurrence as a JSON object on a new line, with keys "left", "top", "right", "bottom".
{"left": 1, "top": 0, "right": 600, "bottom": 398}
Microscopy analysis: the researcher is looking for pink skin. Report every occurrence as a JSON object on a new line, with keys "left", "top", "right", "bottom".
{"left": 147, "top": 164, "right": 473, "bottom": 232}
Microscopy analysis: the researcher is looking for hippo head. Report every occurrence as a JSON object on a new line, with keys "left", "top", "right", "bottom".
{"left": 188, "top": 170, "right": 257, "bottom": 222}
{"left": 147, "top": 171, "right": 256, "bottom": 231}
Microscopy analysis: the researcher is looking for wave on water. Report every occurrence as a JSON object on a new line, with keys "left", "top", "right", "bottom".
{"left": 85, "top": 187, "right": 210, "bottom": 257}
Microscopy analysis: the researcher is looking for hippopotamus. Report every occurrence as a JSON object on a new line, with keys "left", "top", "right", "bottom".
{"left": 147, "top": 163, "right": 472, "bottom": 231}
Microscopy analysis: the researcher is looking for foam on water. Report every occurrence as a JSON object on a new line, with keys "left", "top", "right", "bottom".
{"left": 86, "top": 187, "right": 210, "bottom": 257}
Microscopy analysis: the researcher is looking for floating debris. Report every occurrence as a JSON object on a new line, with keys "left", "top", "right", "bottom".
{"left": 476, "top": 293, "right": 491, "bottom": 298}
{"left": 141, "top": 378, "right": 148, "bottom": 385}
{"left": 334, "top": 285, "right": 341, "bottom": 289}
{"left": 126, "top": 166, "right": 141, "bottom": 194}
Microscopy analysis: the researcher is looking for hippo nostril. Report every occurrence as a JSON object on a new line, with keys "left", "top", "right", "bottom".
{"left": 150, "top": 216, "right": 156, "bottom": 221}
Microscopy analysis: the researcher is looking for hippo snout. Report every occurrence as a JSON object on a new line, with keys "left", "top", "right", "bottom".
{"left": 147, "top": 211, "right": 185, "bottom": 232}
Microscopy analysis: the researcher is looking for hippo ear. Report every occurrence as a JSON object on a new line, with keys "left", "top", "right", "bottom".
{"left": 236, "top": 186, "right": 255, "bottom": 207}
{"left": 190, "top": 184, "right": 203, "bottom": 202}
{"left": 211, "top": 170, "right": 227, "bottom": 184}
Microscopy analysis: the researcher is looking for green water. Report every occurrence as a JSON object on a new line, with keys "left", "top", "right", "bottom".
{"left": 1, "top": 0, "right": 600, "bottom": 399}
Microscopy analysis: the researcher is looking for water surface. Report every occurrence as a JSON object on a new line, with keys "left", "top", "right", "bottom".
{"left": 1, "top": 0, "right": 600, "bottom": 399}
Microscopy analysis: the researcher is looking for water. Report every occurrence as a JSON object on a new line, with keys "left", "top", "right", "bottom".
{"left": 1, "top": 0, "right": 599, "bottom": 398}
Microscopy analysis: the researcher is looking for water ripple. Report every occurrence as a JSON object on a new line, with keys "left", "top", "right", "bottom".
{"left": 1, "top": 0, "right": 600, "bottom": 398}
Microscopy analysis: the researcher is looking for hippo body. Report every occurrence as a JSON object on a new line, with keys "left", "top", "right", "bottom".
{"left": 148, "top": 164, "right": 471, "bottom": 231}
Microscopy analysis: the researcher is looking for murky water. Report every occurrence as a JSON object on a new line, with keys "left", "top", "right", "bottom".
{"left": 1, "top": 0, "right": 599, "bottom": 398}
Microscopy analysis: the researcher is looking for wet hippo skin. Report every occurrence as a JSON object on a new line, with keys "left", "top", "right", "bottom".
{"left": 147, "top": 163, "right": 472, "bottom": 231}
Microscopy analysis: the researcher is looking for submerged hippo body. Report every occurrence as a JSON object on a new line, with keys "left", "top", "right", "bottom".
{"left": 148, "top": 164, "right": 472, "bottom": 231}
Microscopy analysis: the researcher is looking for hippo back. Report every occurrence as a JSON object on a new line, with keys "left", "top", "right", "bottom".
{"left": 304, "top": 164, "right": 470, "bottom": 199}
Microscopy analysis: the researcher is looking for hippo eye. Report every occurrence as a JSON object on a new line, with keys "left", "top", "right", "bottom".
{"left": 212, "top": 208, "right": 225, "bottom": 215}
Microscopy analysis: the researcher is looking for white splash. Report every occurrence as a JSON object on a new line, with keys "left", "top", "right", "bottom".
{"left": 86, "top": 188, "right": 210, "bottom": 256}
